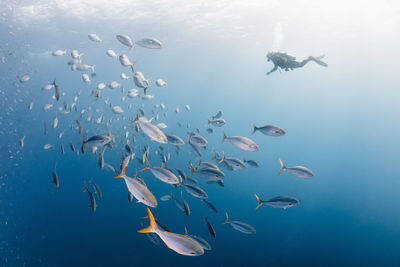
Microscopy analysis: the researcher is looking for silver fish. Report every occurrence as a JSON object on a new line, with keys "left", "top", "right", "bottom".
{"left": 251, "top": 124, "right": 285, "bottom": 136}
{"left": 221, "top": 131, "right": 258, "bottom": 152}
{"left": 277, "top": 159, "right": 314, "bottom": 178}
{"left": 255, "top": 194, "right": 299, "bottom": 210}
{"left": 223, "top": 212, "right": 256, "bottom": 234}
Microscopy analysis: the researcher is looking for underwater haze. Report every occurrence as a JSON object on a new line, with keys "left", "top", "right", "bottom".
{"left": 1, "top": 0, "right": 400, "bottom": 266}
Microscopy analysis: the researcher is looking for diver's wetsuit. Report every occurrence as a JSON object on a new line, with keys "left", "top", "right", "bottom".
{"left": 266, "top": 53, "right": 328, "bottom": 75}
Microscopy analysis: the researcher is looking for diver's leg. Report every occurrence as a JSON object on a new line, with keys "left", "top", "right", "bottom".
{"left": 266, "top": 65, "right": 278, "bottom": 75}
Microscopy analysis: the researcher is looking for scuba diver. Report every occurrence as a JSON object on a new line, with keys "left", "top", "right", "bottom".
{"left": 266, "top": 52, "right": 328, "bottom": 75}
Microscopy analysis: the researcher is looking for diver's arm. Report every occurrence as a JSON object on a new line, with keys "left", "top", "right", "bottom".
{"left": 266, "top": 65, "right": 278, "bottom": 75}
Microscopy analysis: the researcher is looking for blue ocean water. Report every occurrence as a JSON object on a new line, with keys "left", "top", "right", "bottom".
{"left": 1, "top": 1, "right": 400, "bottom": 266}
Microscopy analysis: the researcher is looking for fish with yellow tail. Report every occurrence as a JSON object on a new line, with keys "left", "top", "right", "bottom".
{"left": 115, "top": 160, "right": 157, "bottom": 208}
{"left": 138, "top": 208, "right": 204, "bottom": 256}
{"left": 277, "top": 158, "right": 314, "bottom": 178}
{"left": 140, "top": 155, "right": 180, "bottom": 185}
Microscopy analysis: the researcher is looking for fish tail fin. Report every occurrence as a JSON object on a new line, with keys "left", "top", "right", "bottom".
{"left": 91, "top": 65, "right": 96, "bottom": 72}
{"left": 114, "top": 161, "right": 126, "bottom": 178}
{"left": 223, "top": 212, "right": 230, "bottom": 225}
{"left": 188, "top": 163, "right": 195, "bottom": 178}
{"left": 221, "top": 131, "right": 227, "bottom": 144}
{"left": 140, "top": 156, "right": 150, "bottom": 172}
{"left": 218, "top": 151, "right": 225, "bottom": 164}
{"left": 254, "top": 194, "right": 263, "bottom": 210}
{"left": 207, "top": 118, "right": 210, "bottom": 125}
{"left": 184, "top": 227, "right": 188, "bottom": 235}
{"left": 82, "top": 181, "right": 88, "bottom": 192}
{"left": 277, "top": 158, "right": 286, "bottom": 175}
{"left": 251, "top": 123, "right": 257, "bottom": 135}
{"left": 138, "top": 208, "right": 157, "bottom": 233}
{"left": 129, "top": 113, "right": 139, "bottom": 125}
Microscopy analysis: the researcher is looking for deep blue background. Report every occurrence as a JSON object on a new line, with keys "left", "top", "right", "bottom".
{"left": 1, "top": 1, "right": 400, "bottom": 266}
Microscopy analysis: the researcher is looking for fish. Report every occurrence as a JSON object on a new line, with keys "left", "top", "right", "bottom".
{"left": 185, "top": 105, "right": 190, "bottom": 111}
{"left": 212, "top": 111, "right": 222, "bottom": 119}
{"left": 43, "top": 144, "right": 54, "bottom": 150}
{"left": 160, "top": 193, "right": 173, "bottom": 201}
{"left": 52, "top": 49, "right": 67, "bottom": 56}
{"left": 156, "top": 123, "right": 167, "bottom": 129}
{"left": 104, "top": 163, "right": 116, "bottom": 173}
{"left": 255, "top": 194, "right": 299, "bottom": 210}
{"left": 83, "top": 135, "right": 112, "bottom": 147}
{"left": 97, "top": 83, "right": 106, "bottom": 90}
{"left": 120, "top": 73, "right": 130, "bottom": 80}
{"left": 129, "top": 114, "right": 168, "bottom": 144}
{"left": 244, "top": 159, "right": 259, "bottom": 167}
{"left": 222, "top": 212, "right": 256, "bottom": 234}
{"left": 19, "top": 136, "right": 25, "bottom": 148}
{"left": 221, "top": 131, "right": 259, "bottom": 152}
{"left": 116, "top": 34, "right": 134, "bottom": 48}
{"left": 208, "top": 118, "right": 226, "bottom": 127}
{"left": 70, "top": 50, "right": 83, "bottom": 59}
{"left": 88, "top": 33, "right": 102, "bottom": 42}
{"left": 28, "top": 102, "right": 33, "bottom": 110}
{"left": 251, "top": 123, "right": 285, "bottom": 136}
{"left": 83, "top": 181, "right": 97, "bottom": 212}
{"left": 140, "top": 156, "right": 180, "bottom": 185}
{"left": 166, "top": 134, "right": 184, "bottom": 146}
{"left": 119, "top": 54, "right": 136, "bottom": 68}
{"left": 187, "top": 134, "right": 208, "bottom": 147}
{"left": 206, "top": 128, "right": 213, "bottom": 133}
{"left": 42, "top": 83, "right": 54, "bottom": 91}
{"left": 98, "top": 148, "right": 105, "bottom": 169}
{"left": 184, "top": 227, "right": 211, "bottom": 251}
{"left": 184, "top": 183, "right": 208, "bottom": 199}
{"left": 106, "top": 50, "right": 118, "bottom": 58}
{"left": 115, "top": 162, "right": 157, "bottom": 207}
{"left": 277, "top": 159, "right": 314, "bottom": 178}
{"left": 202, "top": 199, "right": 218, "bottom": 213}
{"left": 89, "top": 178, "right": 102, "bottom": 199}
{"left": 43, "top": 104, "right": 53, "bottom": 111}
{"left": 127, "top": 89, "right": 139, "bottom": 98}
{"left": 61, "top": 144, "right": 65, "bottom": 154}
{"left": 128, "top": 192, "right": 134, "bottom": 203}
{"left": 134, "top": 72, "right": 151, "bottom": 94}
{"left": 155, "top": 79, "right": 167, "bottom": 87}
{"left": 51, "top": 113, "right": 58, "bottom": 128}
{"left": 135, "top": 38, "right": 163, "bottom": 49}
{"left": 82, "top": 73, "right": 91, "bottom": 83}
{"left": 51, "top": 80, "right": 61, "bottom": 101}
{"left": 52, "top": 163, "right": 59, "bottom": 188}
{"left": 19, "top": 75, "right": 30, "bottom": 83}
{"left": 76, "top": 64, "right": 95, "bottom": 72}
{"left": 188, "top": 163, "right": 225, "bottom": 179}
{"left": 204, "top": 215, "right": 216, "bottom": 238}
{"left": 138, "top": 208, "right": 204, "bottom": 256}
{"left": 218, "top": 152, "right": 246, "bottom": 170}
{"left": 112, "top": 106, "right": 124, "bottom": 114}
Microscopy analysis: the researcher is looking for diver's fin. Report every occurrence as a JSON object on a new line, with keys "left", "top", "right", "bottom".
{"left": 311, "top": 55, "right": 328, "bottom": 67}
